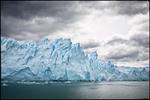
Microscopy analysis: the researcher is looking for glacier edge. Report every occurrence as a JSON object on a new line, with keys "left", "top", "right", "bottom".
{"left": 1, "top": 37, "right": 149, "bottom": 81}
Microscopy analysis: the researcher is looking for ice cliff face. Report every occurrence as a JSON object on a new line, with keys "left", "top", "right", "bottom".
{"left": 1, "top": 37, "right": 149, "bottom": 81}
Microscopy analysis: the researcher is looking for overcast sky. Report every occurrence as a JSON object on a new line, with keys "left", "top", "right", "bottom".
{"left": 1, "top": 1, "right": 149, "bottom": 67}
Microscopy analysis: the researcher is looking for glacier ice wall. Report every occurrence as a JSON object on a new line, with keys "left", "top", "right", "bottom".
{"left": 1, "top": 37, "right": 149, "bottom": 81}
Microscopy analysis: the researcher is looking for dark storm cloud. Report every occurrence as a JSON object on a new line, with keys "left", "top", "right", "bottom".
{"left": 1, "top": 1, "right": 78, "bottom": 20}
{"left": 106, "top": 49, "right": 139, "bottom": 61}
{"left": 106, "top": 48, "right": 149, "bottom": 62}
{"left": 106, "top": 37, "right": 129, "bottom": 45}
{"left": 81, "top": 1, "right": 149, "bottom": 16}
{"left": 105, "top": 33, "right": 149, "bottom": 62}
{"left": 1, "top": 1, "right": 87, "bottom": 40}
{"left": 81, "top": 42, "right": 100, "bottom": 49}
{"left": 1, "top": 1, "right": 149, "bottom": 40}
{"left": 84, "top": 1, "right": 149, "bottom": 65}
{"left": 106, "top": 33, "right": 149, "bottom": 48}
{"left": 130, "top": 33, "right": 149, "bottom": 48}
{"left": 113, "top": 1, "right": 149, "bottom": 16}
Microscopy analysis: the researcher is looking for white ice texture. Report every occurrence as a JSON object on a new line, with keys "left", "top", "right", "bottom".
{"left": 1, "top": 37, "right": 149, "bottom": 81}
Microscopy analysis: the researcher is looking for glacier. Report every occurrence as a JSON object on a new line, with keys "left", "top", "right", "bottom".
{"left": 1, "top": 37, "right": 149, "bottom": 81}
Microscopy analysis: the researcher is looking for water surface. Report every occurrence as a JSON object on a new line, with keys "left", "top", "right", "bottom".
{"left": 1, "top": 81, "right": 149, "bottom": 99}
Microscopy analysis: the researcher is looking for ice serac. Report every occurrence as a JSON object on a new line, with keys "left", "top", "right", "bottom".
{"left": 1, "top": 37, "right": 149, "bottom": 81}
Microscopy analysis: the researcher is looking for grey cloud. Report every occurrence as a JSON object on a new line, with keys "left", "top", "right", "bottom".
{"left": 139, "top": 21, "right": 149, "bottom": 32}
{"left": 81, "top": 42, "right": 100, "bottom": 49}
{"left": 1, "top": 1, "right": 149, "bottom": 40}
{"left": 105, "top": 33, "right": 149, "bottom": 62}
{"left": 137, "top": 51, "right": 149, "bottom": 61}
{"left": 105, "top": 33, "right": 149, "bottom": 48}
{"left": 106, "top": 49, "right": 139, "bottom": 61}
{"left": 1, "top": 1, "right": 78, "bottom": 20}
{"left": 81, "top": 1, "right": 149, "bottom": 16}
{"left": 106, "top": 47, "right": 149, "bottom": 62}
{"left": 1, "top": 1, "right": 87, "bottom": 40}
{"left": 106, "top": 37, "right": 129, "bottom": 45}
{"left": 79, "top": 1, "right": 108, "bottom": 10}
{"left": 114, "top": 1, "right": 149, "bottom": 16}
{"left": 130, "top": 33, "right": 149, "bottom": 48}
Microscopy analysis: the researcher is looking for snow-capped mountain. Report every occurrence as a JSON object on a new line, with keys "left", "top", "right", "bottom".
{"left": 1, "top": 37, "right": 149, "bottom": 81}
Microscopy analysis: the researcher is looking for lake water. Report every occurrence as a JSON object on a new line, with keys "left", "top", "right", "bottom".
{"left": 1, "top": 81, "right": 149, "bottom": 99}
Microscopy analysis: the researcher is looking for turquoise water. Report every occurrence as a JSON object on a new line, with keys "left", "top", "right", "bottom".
{"left": 1, "top": 81, "right": 149, "bottom": 99}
